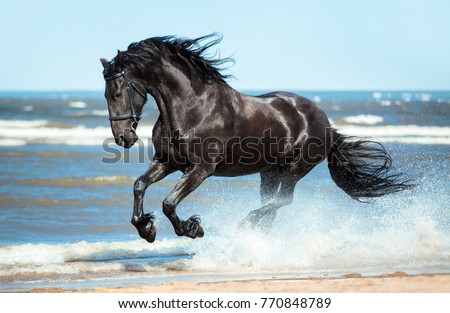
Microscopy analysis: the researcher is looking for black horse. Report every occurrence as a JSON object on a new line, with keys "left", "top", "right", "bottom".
{"left": 100, "top": 34, "right": 411, "bottom": 243}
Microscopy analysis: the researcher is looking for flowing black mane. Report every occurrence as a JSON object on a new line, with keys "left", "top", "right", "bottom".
{"left": 118, "top": 33, "right": 233, "bottom": 83}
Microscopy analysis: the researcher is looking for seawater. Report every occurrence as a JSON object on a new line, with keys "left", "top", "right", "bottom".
{"left": 0, "top": 90, "right": 449, "bottom": 291}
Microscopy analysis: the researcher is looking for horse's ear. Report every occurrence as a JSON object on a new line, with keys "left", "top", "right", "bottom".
{"left": 116, "top": 50, "right": 126, "bottom": 67}
{"left": 100, "top": 58, "right": 109, "bottom": 68}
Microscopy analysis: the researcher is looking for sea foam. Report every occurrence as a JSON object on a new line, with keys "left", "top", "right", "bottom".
{"left": 0, "top": 238, "right": 189, "bottom": 276}
{"left": 339, "top": 114, "right": 384, "bottom": 125}
{"left": 0, "top": 119, "right": 153, "bottom": 146}
{"left": 183, "top": 186, "right": 450, "bottom": 276}
{"left": 0, "top": 179, "right": 448, "bottom": 281}
{"left": 1, "top": 119, "right": 449, "bottom": 146}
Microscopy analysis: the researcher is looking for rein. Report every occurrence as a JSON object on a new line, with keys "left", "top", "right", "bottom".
{"left": 104, "top": 71, "right": 148, "bottom": 128}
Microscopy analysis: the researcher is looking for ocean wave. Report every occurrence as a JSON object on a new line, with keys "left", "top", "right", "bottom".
{"left": 67, "top": 109, "right": 110, "bottom": 117}
{"left": 0, "top": 119, "right": 153, "bottom": 146}
{"left": 372, "top": 91, "right": 439, "bottom": 103}
{"left": 20, "top": 175, "right": 137, "bottom": 188}
{"left": 0, "top": 197, "right": 87, "bottom": 208}
{"left": 0, "top": 139, "right": 28, "bottom": 146}
{"left": 0, "top": 238, "right": 189, "bottom": 277}
{"left": 2, "top": 211, "right": 446, "bottom": 279}
{"left": 68, "top": 101, "right": 87, "bottom": 108}
{"left": 0, "top": 120, "right": 48, "bottom": 128}
{"left": 337, "top": 114, "right": 384, "bottom": 125}
{"left": 91, "top": 109, "right": 109, "bottom": 116}
{"left": 337, "top": 125, "right": 450, "bottom": 144}
{"left": 1, "top": 119, "right": 449, "bottom": 146}
{"left": 1, "top": 189, "right": 449, "bottom": 281}
{"left": 1, "top": 125, "right": 112, "bottom": 146}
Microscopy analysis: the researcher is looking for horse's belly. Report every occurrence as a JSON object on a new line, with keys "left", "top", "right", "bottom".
{"left": 212, "top": 140, "right": 298, "bottom": 177}
{"left": 213, "top": 162, "right": 273, "bottom": 177}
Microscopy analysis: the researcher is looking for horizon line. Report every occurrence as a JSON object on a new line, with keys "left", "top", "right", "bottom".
{"left": 1, "top": 88, "right": 450, "bottom": 93}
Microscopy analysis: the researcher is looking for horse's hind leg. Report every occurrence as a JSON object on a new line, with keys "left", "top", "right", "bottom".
{"left": 132, "top": 160, "right": 175, "bottom": 243}
{"left": 260, "top": 167, "right": 282, "bottom": 205}
{"left": 241, "top": 174, "right": 298, "bottom": 230}
{"left": 237, "top": 167, "right": 281, "bottom": 229}
{"left": 241, "top": 165, "right": 314, "bottom": 231}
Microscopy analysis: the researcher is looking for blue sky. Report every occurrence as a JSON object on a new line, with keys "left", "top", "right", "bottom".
{"left": 1, "top": 0, "right": 449, "bottom": 91}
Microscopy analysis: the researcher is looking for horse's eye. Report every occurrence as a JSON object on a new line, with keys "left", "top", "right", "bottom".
{"left": 114, "top": 91, "right": 122, "bottom": 98}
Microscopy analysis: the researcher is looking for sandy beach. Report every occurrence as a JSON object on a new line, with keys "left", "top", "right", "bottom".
{"left": 29, "top": 273, "right": 450, "bottom": 293}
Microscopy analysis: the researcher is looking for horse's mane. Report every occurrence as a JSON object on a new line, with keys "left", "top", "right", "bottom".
{"left": 118, "top": 33, "right": 234, "bottom": 84}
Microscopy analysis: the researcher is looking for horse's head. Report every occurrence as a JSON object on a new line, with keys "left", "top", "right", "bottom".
{"left": 100, "top": 52, "right": 148, "bottom": 148}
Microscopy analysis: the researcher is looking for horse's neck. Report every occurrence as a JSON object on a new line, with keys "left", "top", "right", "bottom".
{"left": 148, "top": 88, "right": 174, "bottom": 136}
{"left": 149, "top": 73, "right": 233, "bottom": 136}
{"left": 148, "top": 89, "right": 195, "bottom": 137}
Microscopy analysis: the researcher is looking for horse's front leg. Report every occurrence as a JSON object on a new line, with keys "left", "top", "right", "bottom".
{"left": 132, "top": 160, "right": 175, "bottom": 243}
{"left": 162, "top": 165, "right": 212, "bottom": 239}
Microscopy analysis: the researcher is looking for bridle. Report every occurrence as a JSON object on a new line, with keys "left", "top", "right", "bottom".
{"left": 104, "top": 71, "right": 148, "bottom": 129}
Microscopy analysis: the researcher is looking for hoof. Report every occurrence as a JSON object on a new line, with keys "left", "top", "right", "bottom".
{"left": 238, "top": 210, "right": 260, "bottom": 229}
{"left": 140, "top": 222, "right": 156, "bottom": 243}
{"left": 135, "top": 212, "right": 157, "bottom": 243}
{"left": 238, "top": 210, "right": 276, "bottom": 233}
{"left": 182, "top": 215, "right": 204, "bottom": 239}
{"left": 196, "top": 225, "right": 204, "bottom": 238}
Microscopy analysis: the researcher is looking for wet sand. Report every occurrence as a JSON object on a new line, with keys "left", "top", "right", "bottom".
{"left": 30, "top": 273, "right": 450, "bottom": 293}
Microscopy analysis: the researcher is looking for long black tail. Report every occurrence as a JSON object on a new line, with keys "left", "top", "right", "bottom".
{"left": 327, "top": 129, "right": 413, "bottom": 201}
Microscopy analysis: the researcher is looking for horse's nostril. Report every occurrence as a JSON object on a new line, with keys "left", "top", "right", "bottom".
{"left": 117, "top": 134, "right": 125, "bottom": 145}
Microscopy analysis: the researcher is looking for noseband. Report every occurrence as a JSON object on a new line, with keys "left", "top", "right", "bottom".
{"left": 104, "top": 71, "right": 148, "bottom": 128}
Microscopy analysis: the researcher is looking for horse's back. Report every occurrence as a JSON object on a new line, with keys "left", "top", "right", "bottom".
{"left": 256, "top": 91, "right": 333, "bottom": 164}
{"left": 255, "top": 91, "right": 331, "bottom": 138}
{"left": 211, "top": 90, "right": 332, "bottom": 176}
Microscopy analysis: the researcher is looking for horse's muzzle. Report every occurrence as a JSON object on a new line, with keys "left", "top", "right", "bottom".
{"left": 115, "top": 133, "right": 138, "bottom": 148}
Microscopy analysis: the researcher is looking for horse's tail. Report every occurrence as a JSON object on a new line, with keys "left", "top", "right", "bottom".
{"left": 327, "top": 128, "right": 413, "bottom": 201}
